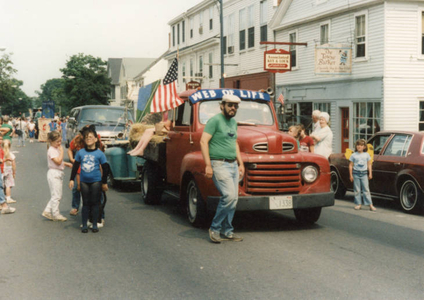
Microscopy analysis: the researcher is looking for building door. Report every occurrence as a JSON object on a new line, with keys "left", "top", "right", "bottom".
{"left": 341, "top": 108, "right": 349, "bottom": 153}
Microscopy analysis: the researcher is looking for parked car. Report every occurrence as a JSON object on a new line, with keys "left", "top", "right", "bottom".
{"left": 329, "top": 131, "right": 424, "bottom": 213}
{"left": 66, "top": 105, "right": 134, "bottom": 146}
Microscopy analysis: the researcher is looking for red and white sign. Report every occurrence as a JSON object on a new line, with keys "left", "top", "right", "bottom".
{"left": 264, "top": 49, "right": 292, "bottom": 73}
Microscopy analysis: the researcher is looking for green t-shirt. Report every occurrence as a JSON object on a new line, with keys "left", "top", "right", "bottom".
{"left": 204, "top": 113, "right": 237, "bottom": 160}
{"left": 1, "top": 124, "right": 13, "bottom": 140}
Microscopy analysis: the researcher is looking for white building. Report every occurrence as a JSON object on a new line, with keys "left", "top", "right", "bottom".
{"left": 166, "top": 0, "right": 281, "bottom": 92}
{"left": 270, "top": 0, "right": 424, "bottom": 152}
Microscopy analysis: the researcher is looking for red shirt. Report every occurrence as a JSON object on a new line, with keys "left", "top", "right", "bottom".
{"left": 299, "top": 136, "right": 314, "bottom": 152}
{"left": 0, "top": 148, "right": 4, "bottom": 173}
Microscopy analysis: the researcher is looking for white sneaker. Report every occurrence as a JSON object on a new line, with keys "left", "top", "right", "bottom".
{"left": 87, "top": 220, "right": 93, "bottom": 228}
{"left": 42, "top": 211, "right": 53, "bottom": 220}
{"left": 6, "top": 198, "right": 16, "bottom": 204}
{"left": 2, "top": 206, "right": 16, "bottom": 214}
{"left": 53, "top": 214, "right": 67, "bottom": 222}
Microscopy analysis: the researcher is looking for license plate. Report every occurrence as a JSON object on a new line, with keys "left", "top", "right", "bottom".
{"left": 269, "top": 196, "right": 293, "bottom": 210}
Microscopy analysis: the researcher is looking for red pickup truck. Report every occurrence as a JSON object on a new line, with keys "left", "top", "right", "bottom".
{"left": 141, "top": 89, "right": 334, "bottom": 226}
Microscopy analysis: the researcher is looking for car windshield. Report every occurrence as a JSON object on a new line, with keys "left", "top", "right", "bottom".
{"left": 80, "top": 108, "right": 134, "bottom": 124}
{"left": 199, "top": 100, "right": 274, "bottom": 125}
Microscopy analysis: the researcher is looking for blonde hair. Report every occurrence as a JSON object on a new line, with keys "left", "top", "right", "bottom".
{"left": 47, "top": 131, "right": 61, "bottom": 144}
{"left": 288, "top": 125, "right": 301, "bottom": 140}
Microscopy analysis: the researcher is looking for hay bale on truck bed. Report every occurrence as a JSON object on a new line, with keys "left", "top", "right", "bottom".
{"left": 128, "top": 123, "right": 166, "bottom": 149}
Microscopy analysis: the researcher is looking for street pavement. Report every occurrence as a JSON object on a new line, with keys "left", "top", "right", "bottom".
{"left": 1, "top": 138, "right": 424, "bottom": 300}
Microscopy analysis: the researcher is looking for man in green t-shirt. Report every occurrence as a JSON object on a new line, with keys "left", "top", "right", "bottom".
{"left": 200, "top": 94, "right": 245, "bottom": 243}
{"left": 1, "top": 116, "right": 14, "bottom": 142}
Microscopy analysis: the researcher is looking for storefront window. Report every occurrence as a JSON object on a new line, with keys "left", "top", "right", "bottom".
{"left": 353, "top": 102, "right": 381, "bottom": 142}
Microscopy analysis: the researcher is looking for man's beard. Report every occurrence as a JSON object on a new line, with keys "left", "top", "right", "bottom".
{"left": 223, "top": 108, "right": 236, "bottom": 119}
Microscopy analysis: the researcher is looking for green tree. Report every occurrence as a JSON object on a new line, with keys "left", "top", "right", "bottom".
{"left": 0, "top": 54, "right": 32, "bottom": 116}
{"left": 60, "top": 53, "right": 110, "bottom": 108}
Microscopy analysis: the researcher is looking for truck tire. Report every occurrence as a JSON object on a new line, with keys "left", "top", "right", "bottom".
{"left": 141, "top": 161, "right": 162, "bottom": 205}
{"left": 108, "top": 171, "right": 117, "bottom": 188}
{"left": 331, "top": 169, "right": 347, "bottom": 198}
{"left": 186, "top": 179, "right": 208, "bottom": 227}
{"left": 294, "top": 207, "right": 322, "bottom": 225}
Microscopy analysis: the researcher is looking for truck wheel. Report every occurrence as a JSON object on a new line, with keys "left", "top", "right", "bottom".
{"left": 294, "top": 207, "right": 322, "bottom": 225}
{"left": 186, "top": 179, "right": 207, "bottom": 227}
{"left": 141, "top": 161, "right": 161, "bottom": 205}
{"left": 331, "top": 170, "right": 346, "bottom": 198}
{"left": 399, "top": 179, "right": 423, "bottom": 213}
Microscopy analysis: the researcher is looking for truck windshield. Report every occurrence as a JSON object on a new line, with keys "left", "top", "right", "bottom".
{"left": 199, "top": 100, "right": 274, "bottom": 125}
{"left": 80, "top": 108, "right": 134, "bottom": 124}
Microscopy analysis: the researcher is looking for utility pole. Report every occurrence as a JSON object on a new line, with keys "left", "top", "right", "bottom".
{"left": 219, "top": 0, "right": 224, "bottom": 88}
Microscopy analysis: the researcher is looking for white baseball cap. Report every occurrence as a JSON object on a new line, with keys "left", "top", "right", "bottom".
{"left": 221, "top": 94, "right": 241, "bottom": 104}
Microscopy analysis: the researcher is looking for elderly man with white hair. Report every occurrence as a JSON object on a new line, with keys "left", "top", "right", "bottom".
{"left": 310, "top": 112, "right": 333, "bottom": 159}
{"left": 312, "top": 110, "right": 321, "bottom": 133}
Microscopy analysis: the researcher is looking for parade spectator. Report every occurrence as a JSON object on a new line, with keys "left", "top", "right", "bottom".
{"left": 48, "top": 119, "right": 58, "bottom": 132}
{"left": 0, "top": 139, "right": 15, "bottom": 214}
{"left": 1, "top": 116, "right": 14, "bottom": 143}
{"left": 68, "top": 133, "right": 84, "bottom": 216}
{"left": 16, "top": 117, "right": 27, "bottom": 147}
{"left": 34, "top": 109, "right": 42, "bottom": 139}
{"left": 60, "top": 118, "right": 67, "bottom": 141}
{"left": 200, "top": 94, "right": 244, "bottom": 243}
{"left": 42, "top": 131, "right": 72, "bottom": 222}
{"left": 311, "top": 112, "right": 333, "bottom": 159}
{"left": 2, "top": 140, "right": 16, "bottom": 204}
{"left": 312, "top": 110, "right": 321, "bottom": 133}
{"left": 298, "top": 124, "right": 315, "bottom": 153}
{"left": 69, "top": 126, "right": 109, "bottom": 233}
{"left": 28, "top": 119, "right": 36, "bottom": 143}
{"left": 288, "top": 125, "right": 301, "bottom": 148}
{"left": 349, "top": 139, "right": 377, "bottom": 211}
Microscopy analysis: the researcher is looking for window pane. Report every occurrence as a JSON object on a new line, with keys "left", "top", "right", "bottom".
{"left": 420, "top": 101, "right": 424, "bottom": 110}
{"left": 320, "top": 24, "right": 328, "bottom": 45}
{"left": 240, "top": 30, "right": 246, "bottom": 50}
{"left": 260, "top": 25, "right": 267, "bottom": 42}
{"left": 420, "top": 110, "right": 424, "bottom": 122}
{"left": 420, "top": 123, "right": 424, "bottom": 131}
{"left": 248, "top": 27, "right": 255, "bottom": 48}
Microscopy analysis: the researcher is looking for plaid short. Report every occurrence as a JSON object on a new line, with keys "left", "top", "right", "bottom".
{"left": 3, "top": 168, "right": 15, "bottom": 188}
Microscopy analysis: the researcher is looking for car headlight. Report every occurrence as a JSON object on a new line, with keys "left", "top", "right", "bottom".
{"left": 302, "top": 166, "right": 318, "bottom": 183}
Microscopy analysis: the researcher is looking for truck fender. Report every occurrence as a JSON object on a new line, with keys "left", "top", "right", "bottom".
{"left": 180, "top": 151, "right": 219, "bottom": 201}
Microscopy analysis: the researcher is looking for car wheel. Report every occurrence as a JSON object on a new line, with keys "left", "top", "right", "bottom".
{"left": 186, "top": 179, "right": 207, "bottom": 227}
{"left": 141, "top": 161, "right": 162, "bottom": 205}
{"left": 331, "top": 170, "right": 346, "bottom": 198}
{"left": 399, "top": 180, "right": 423, "bottom": 213}
{"left": 294, "top": 207, "right": 322, "bottom": 225}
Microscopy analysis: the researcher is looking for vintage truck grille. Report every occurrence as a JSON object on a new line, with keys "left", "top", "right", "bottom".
{"left": 282, "top": 142, "right": 295, "bottom": 152}
{"left": 246, "top": 162, "right": 301, "bottom": 194}
{"left": 253, "top": 143, "right": 268, "bottom": 152}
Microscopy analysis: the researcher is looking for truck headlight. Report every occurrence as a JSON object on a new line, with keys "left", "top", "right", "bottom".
{"left": 302, "top": 166, "right": 318, "bottom": 183}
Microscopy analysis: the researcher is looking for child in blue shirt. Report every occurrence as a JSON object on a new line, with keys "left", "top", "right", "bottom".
{"left": 69, "top": 126, "right": 109, "bottom": 233}
{"left": 349, "top": 139, "right": 376, "bottom": 211}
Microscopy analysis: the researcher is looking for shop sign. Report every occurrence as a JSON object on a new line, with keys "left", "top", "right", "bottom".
{"left": 315, "top": 44, "right": 352, "bottom": 75}
{"left": 186, "top": 81, "right": 201, "bottom": 90}
{"left": 264, "top": 49, "right": 292, "bottom": 73}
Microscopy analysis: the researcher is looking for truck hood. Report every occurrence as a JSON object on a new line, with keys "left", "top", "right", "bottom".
{"left": 237, "top": 126, "right": 297, "bottom": 154}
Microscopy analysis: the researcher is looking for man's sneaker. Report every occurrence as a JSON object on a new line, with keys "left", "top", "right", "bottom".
{"left": 223, "top": 233, "right": 243, "bottom": 242}
{"left": 6, "top": 198, "right": 16, "bottom": 204}
{"left": 42, "top": 211, "right": 53, "bottom": 220}
{"left": 1, "top": 206, "right": 16, "bottom": 214}
{"left": 209, "top": 229, "right": 223, "bottom": 243}
{"left": 53, "top": 214, "right": 67, "bottom": 222}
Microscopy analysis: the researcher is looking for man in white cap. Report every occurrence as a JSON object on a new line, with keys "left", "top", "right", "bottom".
{"left": 200, "top": 94, "right": 245, "bottom": 243}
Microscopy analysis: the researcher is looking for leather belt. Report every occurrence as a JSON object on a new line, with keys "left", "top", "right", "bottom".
{"left": 211, "top": 158, "right": 236, "bottom": 163}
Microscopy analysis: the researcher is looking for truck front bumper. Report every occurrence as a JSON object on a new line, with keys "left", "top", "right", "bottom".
{"left": 206, "top": 192, "right": 334, "bottom": 211}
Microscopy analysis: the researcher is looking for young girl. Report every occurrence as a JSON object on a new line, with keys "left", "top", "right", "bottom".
{"left": 2, "top": 140, "right": 16, "bottom": 204}
{"left": 288, "top": 125, "right": 301, "bottom": 148}
{"left": 28, "top": 119, "right": 36, "bottom": 143}
{"left": 42, "top": 131, "right": 73, "bottom": 221}
{"left": 349, "top": 139, "right": 377, "bottom": 211}
{"left": 69, "top": 127, "right": 109, "bottom": 233}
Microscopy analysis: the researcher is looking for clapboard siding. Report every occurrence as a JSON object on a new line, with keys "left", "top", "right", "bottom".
{"left": 274, "top": 4, "right": 384, "bottom": 86}
{"left": 383, "top": 2, "right": 424, "bottom": 131}
{"left": 281, "top": 0, "right": 378, "bottom": 26}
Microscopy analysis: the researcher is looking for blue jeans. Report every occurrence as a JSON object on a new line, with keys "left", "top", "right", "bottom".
{"left": 353, "top": 170, "right": 373, "bottom": 205}
{"left": 0, "top": 174, "right": 6, "bottom": 205}
{"left": 210, "top": 160, "right": 239, "bottom": 236}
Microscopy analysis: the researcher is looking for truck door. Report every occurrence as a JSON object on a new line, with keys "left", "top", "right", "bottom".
{"left": 166, "top": 101, "right": 194, "bottom": 185}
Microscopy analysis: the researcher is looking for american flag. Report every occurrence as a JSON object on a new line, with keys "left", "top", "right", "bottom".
{"left": 277, "top": 92, "right": 284, "bottom": 106}
{"left": 150, "top": 58, "right": 184, "bottom": 113}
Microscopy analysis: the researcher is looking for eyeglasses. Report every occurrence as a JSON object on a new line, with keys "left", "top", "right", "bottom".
{"left": 85, "top": 136, "right": 95, "bottom": 140}
{"left": 226, "top": 103, "right": 239, "bottom": 109}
